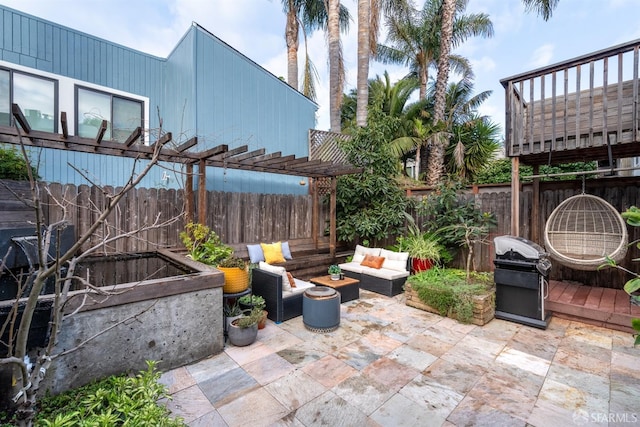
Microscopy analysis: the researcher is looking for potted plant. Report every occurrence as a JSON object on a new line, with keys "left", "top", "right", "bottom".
{"left": 217, "top": 256, "right": 249, "bottom": 294}
{"left": 179, "top": 222, "right": 233, "bottom": 265}
{"left": 328, "top": 264, "right": 341, "bottom": 281}
{"left": 396, "top": 227, "right": 443, "bottom": 273}
{"left": 227, "top": 307, "right": 262, "bottom": 346}
{"left": 238, "top": 294, "right": 268, "bottom": 329}
{"left": 224, "top": 301, "right": 243, "bottom": 332}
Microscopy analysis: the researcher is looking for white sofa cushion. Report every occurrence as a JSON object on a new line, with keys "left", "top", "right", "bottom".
{"left": 379, "top": 249, "right": 409, "bottom": 272}
{"left": 339, "top": 261, "right": 409, "bottom": 280}
{"left": 258, "top": 261, "right": 291, "bottom": 291}
{"left": 283, "top": 279, "right": 315, "bottom": 297}
{"left": 352, "top": 245, "right": 382, "bottom": 263}
{"left": 362, "top": 266, "right": 409, "bottom": 280}
{"left": 339, "top": 261, "right": 367, "bottom": 274}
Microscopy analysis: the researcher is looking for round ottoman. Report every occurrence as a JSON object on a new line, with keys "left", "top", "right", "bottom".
{"left": 303, "top": 286, "right": 340, "bottom": 332}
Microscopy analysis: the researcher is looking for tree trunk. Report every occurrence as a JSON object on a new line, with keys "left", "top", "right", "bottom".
{"left": 328, "top": 0, "right": 342, "bottom": 132}
{"left": 426, "top": 0, "right": 455, "bottom": 186}
{"left": 286, "top": 9, "right": 299, "bottom": 90}
{"left": 356, "top": 0, "right": 370, "bottom": 127}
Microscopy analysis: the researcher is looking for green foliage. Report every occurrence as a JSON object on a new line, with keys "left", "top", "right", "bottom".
{"left": 217, "top": 256, "right": 246, "bottom": 269}
{"left": 224, "top": 301, "right": 243, "bottom": 317}
{"left": 328, "top": 264, "right": 341, "bottom": 275}
{"left": 238, "top": 294, "right": 266, "bottom": 311}
{"left": 474, "top": 158, "right": 598, "bottom": 184}
{"left": 335, "top": 107, "right": 412, "bottom": 245}
{"left": 395, "top": 227, "right": 443, "bottom": 262}
{"left": 407, "top": 268, "right": 493, "bottom": 324}
{"left": 0, "top": 145, "right": 39, "bottom": 180}
{"left": 416, "top": 180, "right": 496, "bottom": 261}
{"left": 179, "top": 222, "right": 232, "bottom": 265}
{"left": 233, "top": 307, "right": 263, "bottom": 328}
{"left": 34, "top": 361, "right": 184, "bottom": 426}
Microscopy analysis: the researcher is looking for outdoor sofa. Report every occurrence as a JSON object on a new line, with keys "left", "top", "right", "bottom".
{"left": 338, "top": 245, "right": 410, "bottom": 297}
{"left": 251, "top": 263, "right": 315, "bottom": 323}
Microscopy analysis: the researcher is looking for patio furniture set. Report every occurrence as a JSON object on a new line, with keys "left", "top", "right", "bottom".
{"left": 250, "top": 244, "right": 411, "bottom": 328}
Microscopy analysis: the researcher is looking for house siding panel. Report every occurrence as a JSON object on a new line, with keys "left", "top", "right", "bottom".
{"left": 0, "top": 6, "right": 317, "bottom": 194}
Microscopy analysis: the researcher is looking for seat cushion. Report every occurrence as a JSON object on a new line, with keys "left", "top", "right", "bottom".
{"left": 362, "top": 267, "right": 409, "bottom": 280}
{"left": 339, "top": 261, "right": 367, "bottom": 274}
{"left": 283, "top": 279, "right": 315, "bottom": 298}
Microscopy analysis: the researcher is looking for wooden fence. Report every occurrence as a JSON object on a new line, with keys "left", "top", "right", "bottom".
{"left": 2, "top": 178, "right": 639, "bottom": 289}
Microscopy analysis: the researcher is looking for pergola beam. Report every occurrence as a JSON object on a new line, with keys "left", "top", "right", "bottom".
{"left": 11, "top": 104, "right": 31, "bottom": 133}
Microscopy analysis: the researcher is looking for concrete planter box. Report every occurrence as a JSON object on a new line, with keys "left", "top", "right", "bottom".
{"left": 404, "top": 282, "right": 495, "bottom": 326}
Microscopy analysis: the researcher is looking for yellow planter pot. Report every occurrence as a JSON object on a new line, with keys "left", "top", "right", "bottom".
{"left": 218, "top": 267, "right": 249, "bottom": 293}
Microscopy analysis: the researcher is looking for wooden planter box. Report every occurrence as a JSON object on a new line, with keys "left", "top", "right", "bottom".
{"left": 404, "top": 282, "right": 495, "bottom": 326}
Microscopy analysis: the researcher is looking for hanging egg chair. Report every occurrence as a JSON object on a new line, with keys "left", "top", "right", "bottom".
{"left": 544, "top": 194, "right": 628, "bottom": 270}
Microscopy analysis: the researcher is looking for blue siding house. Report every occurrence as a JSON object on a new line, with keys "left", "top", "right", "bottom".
{"left": 0, "top": 5, "right": 318, "bottom": 194}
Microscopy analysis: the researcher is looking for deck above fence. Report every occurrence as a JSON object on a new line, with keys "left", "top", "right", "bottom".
{"left": 502, "top": 38, "right": 640, "bottom": 165}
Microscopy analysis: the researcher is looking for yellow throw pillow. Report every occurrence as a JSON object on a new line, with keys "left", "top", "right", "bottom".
{"left": 261, "top": 242, "right": 286, "bottom": 264}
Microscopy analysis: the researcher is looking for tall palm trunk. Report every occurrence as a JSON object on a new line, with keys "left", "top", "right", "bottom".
{"left": 356, "top": 0, "right": 370, "bottom": 127}
{"left": 426, "top": 0, "right": 455, "bottom": 186}
{"left": 328, "top": 0, "right": 342, "bottom": 132}
{"left": 286, "top": 8, "right": 300, "bottom": 90}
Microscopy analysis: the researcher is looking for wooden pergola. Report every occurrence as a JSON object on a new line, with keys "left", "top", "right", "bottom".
{"left": 1, "top": 104, "right": 361, "bottom": 256}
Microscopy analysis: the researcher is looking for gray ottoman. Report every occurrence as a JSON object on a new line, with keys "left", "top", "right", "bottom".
{"left": 303, "top": 286, "right": 340, "bottom": 332}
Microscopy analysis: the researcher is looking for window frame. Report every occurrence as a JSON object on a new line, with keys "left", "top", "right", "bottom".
{"left": 1, "top": 66, "right": 59, "bottom": 132}
{"left": 75, "top": 85, "right": 144, "bottom": 143}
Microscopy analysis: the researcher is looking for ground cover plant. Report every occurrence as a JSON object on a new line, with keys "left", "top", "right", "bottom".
{"left": 407, "top": 267, "right": 493, "bottom": 324}
{"left": 0, "top": 361, "right": 185, "bottom": 426}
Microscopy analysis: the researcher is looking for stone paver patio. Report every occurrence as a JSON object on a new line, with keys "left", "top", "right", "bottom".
{"left": 160, "top": 290, "right": 639, "bottom": 426}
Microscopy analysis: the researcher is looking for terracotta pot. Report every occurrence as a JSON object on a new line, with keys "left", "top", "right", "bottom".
{"left": 258, "top": 310, "right": 268, "bottom": 329}
{"left": 411, "top": 258, "right": 433, "bottom": 274}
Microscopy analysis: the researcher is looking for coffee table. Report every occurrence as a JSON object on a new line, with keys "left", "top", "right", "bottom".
{"left": 310, "top": 275, "right": 360, "bottom": 303}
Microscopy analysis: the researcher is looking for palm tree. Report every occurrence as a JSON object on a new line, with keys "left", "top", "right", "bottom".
{"left": 327, "top": 0, "right": 343, "bottom": 132}
{"left": 522, "top": 0, "right": 559, "bottom": 20}
{"left": 447, "top": 115, "right": 501, "bottom": 181}
{"left": 376, "top": 0, "right": 493, "bottom": 181}
{"left": 356, "top": 0, "right": 413, "bottom": 127}
{"left": 281, "top": 0, "right": 350, "bottom": 99}
{"left": 377, "top": 0, "right": 492, "bottom": 100}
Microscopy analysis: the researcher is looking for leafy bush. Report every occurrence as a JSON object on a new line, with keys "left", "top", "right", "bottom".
{"left": 407, "top": 268, "right": 493, "bottom": 324}
{"left": 474, "top": 158, "right": 597, "bottom": 184}
{"left": 335, "top": 107, "right": 412, "bottom": 245}
{"left": 179, "top": 222, "right": 232, "bottom": 265}
{"left": 0, "top": 145, "right": 39, "bottom": 180}
{"left": 33, "top": 361, "right": 184, "bottom": 426}
{"left": 416, "top": 180, "right": 495, "bottom": 263}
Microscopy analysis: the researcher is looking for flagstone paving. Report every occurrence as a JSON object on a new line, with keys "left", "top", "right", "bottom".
{"left": 160, "top": 290, "right": 640, "bottom": 426}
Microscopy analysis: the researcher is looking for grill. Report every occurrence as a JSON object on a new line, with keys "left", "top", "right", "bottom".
{"left": 493, "top": 236, "right": 552, "bottom": 329}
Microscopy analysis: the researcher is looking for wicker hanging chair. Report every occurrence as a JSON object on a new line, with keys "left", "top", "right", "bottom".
{"left": 544, "top": 194, "right": 628, "bottom": 270}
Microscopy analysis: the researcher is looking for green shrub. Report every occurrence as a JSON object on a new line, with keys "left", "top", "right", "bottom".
{"left": 34, "top": 361, "right": 184, "bottom": 426}
{"left": 407, "top": 268, "right": 493, "bottom": 323}
{"left": 0, "top": 145, "right": 39, "bottom": 180}
{"left": 179, "top": 222, "right": 232, "bottom": 265}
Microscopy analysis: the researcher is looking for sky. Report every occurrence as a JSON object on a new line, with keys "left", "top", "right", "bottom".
{"left": 3, "top": 0, "right": 640, "bottom": 138}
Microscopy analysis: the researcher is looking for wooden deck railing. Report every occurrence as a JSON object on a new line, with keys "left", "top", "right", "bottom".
{"left": 501, "top": 39, "right": 640, "bottom": 164}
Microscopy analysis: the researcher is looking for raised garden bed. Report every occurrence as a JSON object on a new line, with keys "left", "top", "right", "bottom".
{"left": 404, "top": 269, "right": 495, "bottom": 326}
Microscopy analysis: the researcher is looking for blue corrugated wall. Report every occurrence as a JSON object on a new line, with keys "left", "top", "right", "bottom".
{"left": 0, "top": 6, "right": 317, "bottom": 194}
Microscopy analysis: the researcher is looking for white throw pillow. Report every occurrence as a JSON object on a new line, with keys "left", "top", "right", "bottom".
{"left": 352, "top": 245, "right": 382, "bottom": 263}
{"left": 258, "top": 261, "right": 291, "bottom": 291}
{"left": 380, "top": 249, "right": 409, "bottom": 272}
